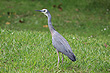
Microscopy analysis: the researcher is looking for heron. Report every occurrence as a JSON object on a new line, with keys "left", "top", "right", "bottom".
{"left": 35, "top": 9, "right": 76, "bottom": 65}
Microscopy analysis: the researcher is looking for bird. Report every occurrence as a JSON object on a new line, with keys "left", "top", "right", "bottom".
{"left": 35, "top": 9, "right": 76, "bottom": 65}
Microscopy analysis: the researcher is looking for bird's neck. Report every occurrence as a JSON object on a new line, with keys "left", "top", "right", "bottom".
{"left": 48, "top": 13, "right": 55, "bottom": 35}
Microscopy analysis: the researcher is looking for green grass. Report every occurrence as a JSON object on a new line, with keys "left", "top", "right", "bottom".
{"left": 0, "top": 0, "right": 110, "bottom": 39}
{"left": 0, "top": 28, "right": 110, "bottom": 73}
{"left": 0, "top": 0, "right": 110, "bottom": 73}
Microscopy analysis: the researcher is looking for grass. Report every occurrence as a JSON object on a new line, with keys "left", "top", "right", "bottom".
{"left": 0, "top": 0, "right": 110, "bottom": 73}
{"left": 0, "top": 28, "right": 110, "bottom": 73}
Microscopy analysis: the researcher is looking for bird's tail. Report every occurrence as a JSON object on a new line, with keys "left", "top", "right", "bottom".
{"left": 68, "top": 53, "right": 76, "bottom": 62}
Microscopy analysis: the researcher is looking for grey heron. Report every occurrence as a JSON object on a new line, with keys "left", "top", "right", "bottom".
{"left": 36, "top": 9, "right": 76, "bottom": 65}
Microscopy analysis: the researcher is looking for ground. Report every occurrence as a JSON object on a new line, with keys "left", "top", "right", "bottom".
{"left": 0, "top": 0, "right": 110, "bottom": 73}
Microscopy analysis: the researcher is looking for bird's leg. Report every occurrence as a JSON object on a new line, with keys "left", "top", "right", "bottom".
{"left": 56, "top": 49, "right": 60, "bottom": 66}
{"left": 62, "top": 53, "right": 64, "bottom": 63}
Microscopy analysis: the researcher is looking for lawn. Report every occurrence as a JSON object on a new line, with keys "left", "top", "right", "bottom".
{"left": 0, "top": 0, "right": 110, "bottom": 73}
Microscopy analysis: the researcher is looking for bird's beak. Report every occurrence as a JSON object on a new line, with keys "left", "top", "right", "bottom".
{"left": 35, "top": 10, "right": 43, "bottom": 12}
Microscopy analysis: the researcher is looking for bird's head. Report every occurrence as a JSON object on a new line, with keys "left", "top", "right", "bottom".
{"left": 35, "top": 9, "right": 49, "bottom": 17}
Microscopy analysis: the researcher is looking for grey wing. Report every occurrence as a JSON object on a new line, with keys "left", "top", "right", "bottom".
{"left": 52, "top": 37, "right": 67, "bottom": 54}
{"left": 52, "top": 31, "right": 73, "bottom": 55}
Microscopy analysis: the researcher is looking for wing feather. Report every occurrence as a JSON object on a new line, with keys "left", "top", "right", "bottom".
{"left": 52, "top": 31, "right": 73, "bottom": 55}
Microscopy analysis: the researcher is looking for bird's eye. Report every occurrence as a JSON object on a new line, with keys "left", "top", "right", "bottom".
{"left": 44, "top": 10, "right": 46, "bottom": 12}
